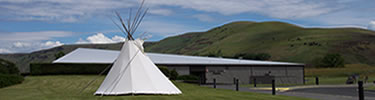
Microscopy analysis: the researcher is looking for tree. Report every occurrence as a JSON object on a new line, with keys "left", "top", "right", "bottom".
{"left": 158, "top": 66, "right": 170, "bottom": 77}
{"left": 320, "top": 53, "right": 345, "bottom": 68}
{"left": 54, "top": 51, "right": 65, "bottom": 60}
{"left": 235, "top": 53, "right": 271, "bottom": 60}
{"left": 255, "top": 53, "right": 271, "bottom": 60}
{"left": 170, "top": 69, "right": 179, "bottom": 80}
{"left": 206, "top": 50, "right": 223, "bottom": 57}
{"left": 0, "top": 58, "right": 19, "bottom": 74}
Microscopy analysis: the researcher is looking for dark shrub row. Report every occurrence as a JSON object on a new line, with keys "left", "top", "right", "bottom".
{"left": 177, "top": 75, "right": 199, "bottom": 81}
{"left": 158, "top": 66, "right": 179, "bottom": 80}
{"left": 30, "top": 63, "right": 111, "bottom": 75}
{"left": 0, "top": 74, "right": 24, "bottom": 88}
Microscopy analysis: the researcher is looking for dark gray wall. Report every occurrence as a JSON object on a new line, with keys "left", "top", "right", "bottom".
{"left": 164, "top": 65, "right": 304, "bottom": 84}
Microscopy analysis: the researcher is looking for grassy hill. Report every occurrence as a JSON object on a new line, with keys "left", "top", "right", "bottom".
{"left": 1, "top": 21, "right": 375, "bottom": 73}
{"left": 146, "top": 21, "right": 375, "bottom": 66}
{"left": 0, "top": 75, "right": 310, "bottom": 100}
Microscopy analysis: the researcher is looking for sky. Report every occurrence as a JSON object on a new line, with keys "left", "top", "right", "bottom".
{"left": 0, "top": 0, "right": 375, "bottom": 53}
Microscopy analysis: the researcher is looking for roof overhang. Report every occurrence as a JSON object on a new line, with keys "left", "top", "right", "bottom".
{"left": 53, "top": 48, "right": 305, "bottom": 66}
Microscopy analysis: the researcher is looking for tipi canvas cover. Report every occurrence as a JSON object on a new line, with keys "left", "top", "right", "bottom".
{"left": 95, "top": 39, "right": 182, "bottom": 95}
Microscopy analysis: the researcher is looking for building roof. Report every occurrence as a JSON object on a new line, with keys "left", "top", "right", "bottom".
{"left": 53, "top": 48, "right": 304, "bottom": 66}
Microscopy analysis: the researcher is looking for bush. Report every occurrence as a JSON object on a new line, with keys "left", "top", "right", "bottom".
{"left": 54, "top": 51, "right": 65, "bottom": 60}
{"left": 158, "top": 66, "right": 170, "bottom": 77}
{"left": 30, "top": 63, "right": 110, "bottom": 75}
{"left": 0, "top": 74, "right": 24, "bottom": 88}
{"left": 255, "top": 53, "right": 271, "bottom": 60}
{"left": 234, "top": 53, "right": 271, "bottom": 60}
{"left": 0, "top": 59, "right": 23, "bottom": 88}
{"left": 319, "top": 53, "right": 345, "bottom": 68}
{"left": 177, "top": 75, "right": 199, "bottom": 80}
{"left": 170, "top": 69, "right": 179, "bottom": 80}
{"left": 205, "top": 50, "right": 223, "bottom": 57}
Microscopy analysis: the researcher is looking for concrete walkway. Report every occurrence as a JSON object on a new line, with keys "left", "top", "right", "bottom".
{"left": 202, "top": 84, "right": 375, "bottom": 100}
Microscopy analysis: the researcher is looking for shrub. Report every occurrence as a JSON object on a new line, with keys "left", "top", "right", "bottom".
{"left": 0, "top": 74, "right": 24, "bottom": 88}
{"left": 54, "top": 51, "right": 65, "bottom": 60}
{"left": 205, "top": 50, "right": 223, "bottom": 57}
{"left": 255, "top": 53, "right": 271, "bottom": 60}
{"left": 234, "top": 53, "right": 271, "bottom": 60}
{"left": 319, "top": 53, "right": 345, "bottom": 68}
{"left": 177, "top": 75, "right": 199, "bottom": 80}
{"left": 170, "top": 69, "right": 179, "bottom": 80}
{"left": 158, "top": 66, "right": 170, "bottom": 77}
{"left": 0, "top": 59, "right": 23, "bottom": 88}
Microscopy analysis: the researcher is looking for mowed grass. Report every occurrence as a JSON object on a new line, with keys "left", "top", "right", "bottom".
{"left": 0, "top": 75, "right": 311, "bottom": 100}
{"left": 366, "top": 86, "right": 375, "bottom": 91}
{"left": 304, "top": 64, "right": 375, "bottom": 85}
{"left": 305, "top": 64, "right": 375, "bottom": 77}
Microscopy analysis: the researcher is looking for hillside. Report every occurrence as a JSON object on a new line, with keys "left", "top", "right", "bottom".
{"left": 146, "top": 21, "right": 375, "bottom": 65}
{"left": 1, "top": 21, "right": 375, "bottom": 73}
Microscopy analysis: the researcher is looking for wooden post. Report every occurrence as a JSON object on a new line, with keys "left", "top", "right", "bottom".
{"left": 272, "top": 79, "right": 276, "bottom": 95}
{"left": 199, "top": 77, "right": 201, "bottom": 86}
{"left": 358, "top": 81, "right": 364, "bottom": 100}
{"left": 213, "top": 78, "right": 216, "bottom": 88}
{"left": 236, "top": 79, "right": 239, "bottom": 91}
{"left": 315, "top": 77, "right": 319, "bottom": 85}
{"left": 254, "top": 78, "right": 257, "bottom": 87}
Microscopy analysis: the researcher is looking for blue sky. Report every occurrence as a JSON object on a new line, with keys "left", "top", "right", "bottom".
{"left": 0, "top": 0, "right": 375, "bottom": 53}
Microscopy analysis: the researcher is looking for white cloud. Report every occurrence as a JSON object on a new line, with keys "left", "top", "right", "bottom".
{"left": 13, "top": 42, "right": 31, "bottom": 48}
{"left": 0, "top": 48, "right": 12, "bottom": 53}
{"left": 86, "top": 33, "right": 115, "bottom": 44}
{"left": 0, "top": 0, "right": 341, "bottom": 22}
{"left": 192, "top": 14, "right": 215, "bottom": 22}
{"left": 111, "top": 35, "right": 126, "bottom": 42}
{"left": 42, "top": 41, "right": 64, "bottom": 47}
{"left": 76, "top": 33, "right": 126, "bottom": 44}
{"left": 0, "top": 0, "right": 137, "bottom": 22}
{"left": 368, "top": 21, "right": 375, "bottom": 30}
{"left": 147, "top": 0, "right": 337, "bottom": 19}
{"left": 0, "top": 31, "right": 73, "bottom": 41}
{"left": 1, "top": 41, "right": 64, "bottom": 53}
{"left": 149, "top": 9, "right": 173, "bottom": 16}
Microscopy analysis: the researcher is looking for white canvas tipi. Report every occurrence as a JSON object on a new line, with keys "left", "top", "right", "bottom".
{"left": 94, "top": 1, "right": 181, "bottom": 95}
{"left": 94, "top": 39, "right": 182, "bottom": 95}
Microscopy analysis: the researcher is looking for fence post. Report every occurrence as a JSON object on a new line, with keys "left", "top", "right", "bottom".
{"left": 254, "top": 78, "right": 257, "bottom": 87}
{"left": 358, "top": 81, "right": 364, "bottom": 100}
{"left": 199, "top": 77, "right": 201, "bottom": 86}
{"left": 213, "top": 78, "right": 216, "bottom": 88}
{"left": 272, "top": 79, "right": 276, "bottom": 95}
{"left": 236, "top": 79, "right": 239, "bottom": 91}
{"left": 315, "top": 77, "right": 319, "bottom": 85}
{"left": 233, "top": 77, "right": 236, "bottom": 84}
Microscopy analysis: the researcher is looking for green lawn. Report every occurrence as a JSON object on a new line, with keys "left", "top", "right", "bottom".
{"left": 305, "top": 64, "right": 375, "bottom": 77}
{"left": 366, "top": 86, "right": 375, "bottom": 90}
{"left": 0, "top": 75, "right": 312, "bottom": 100}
